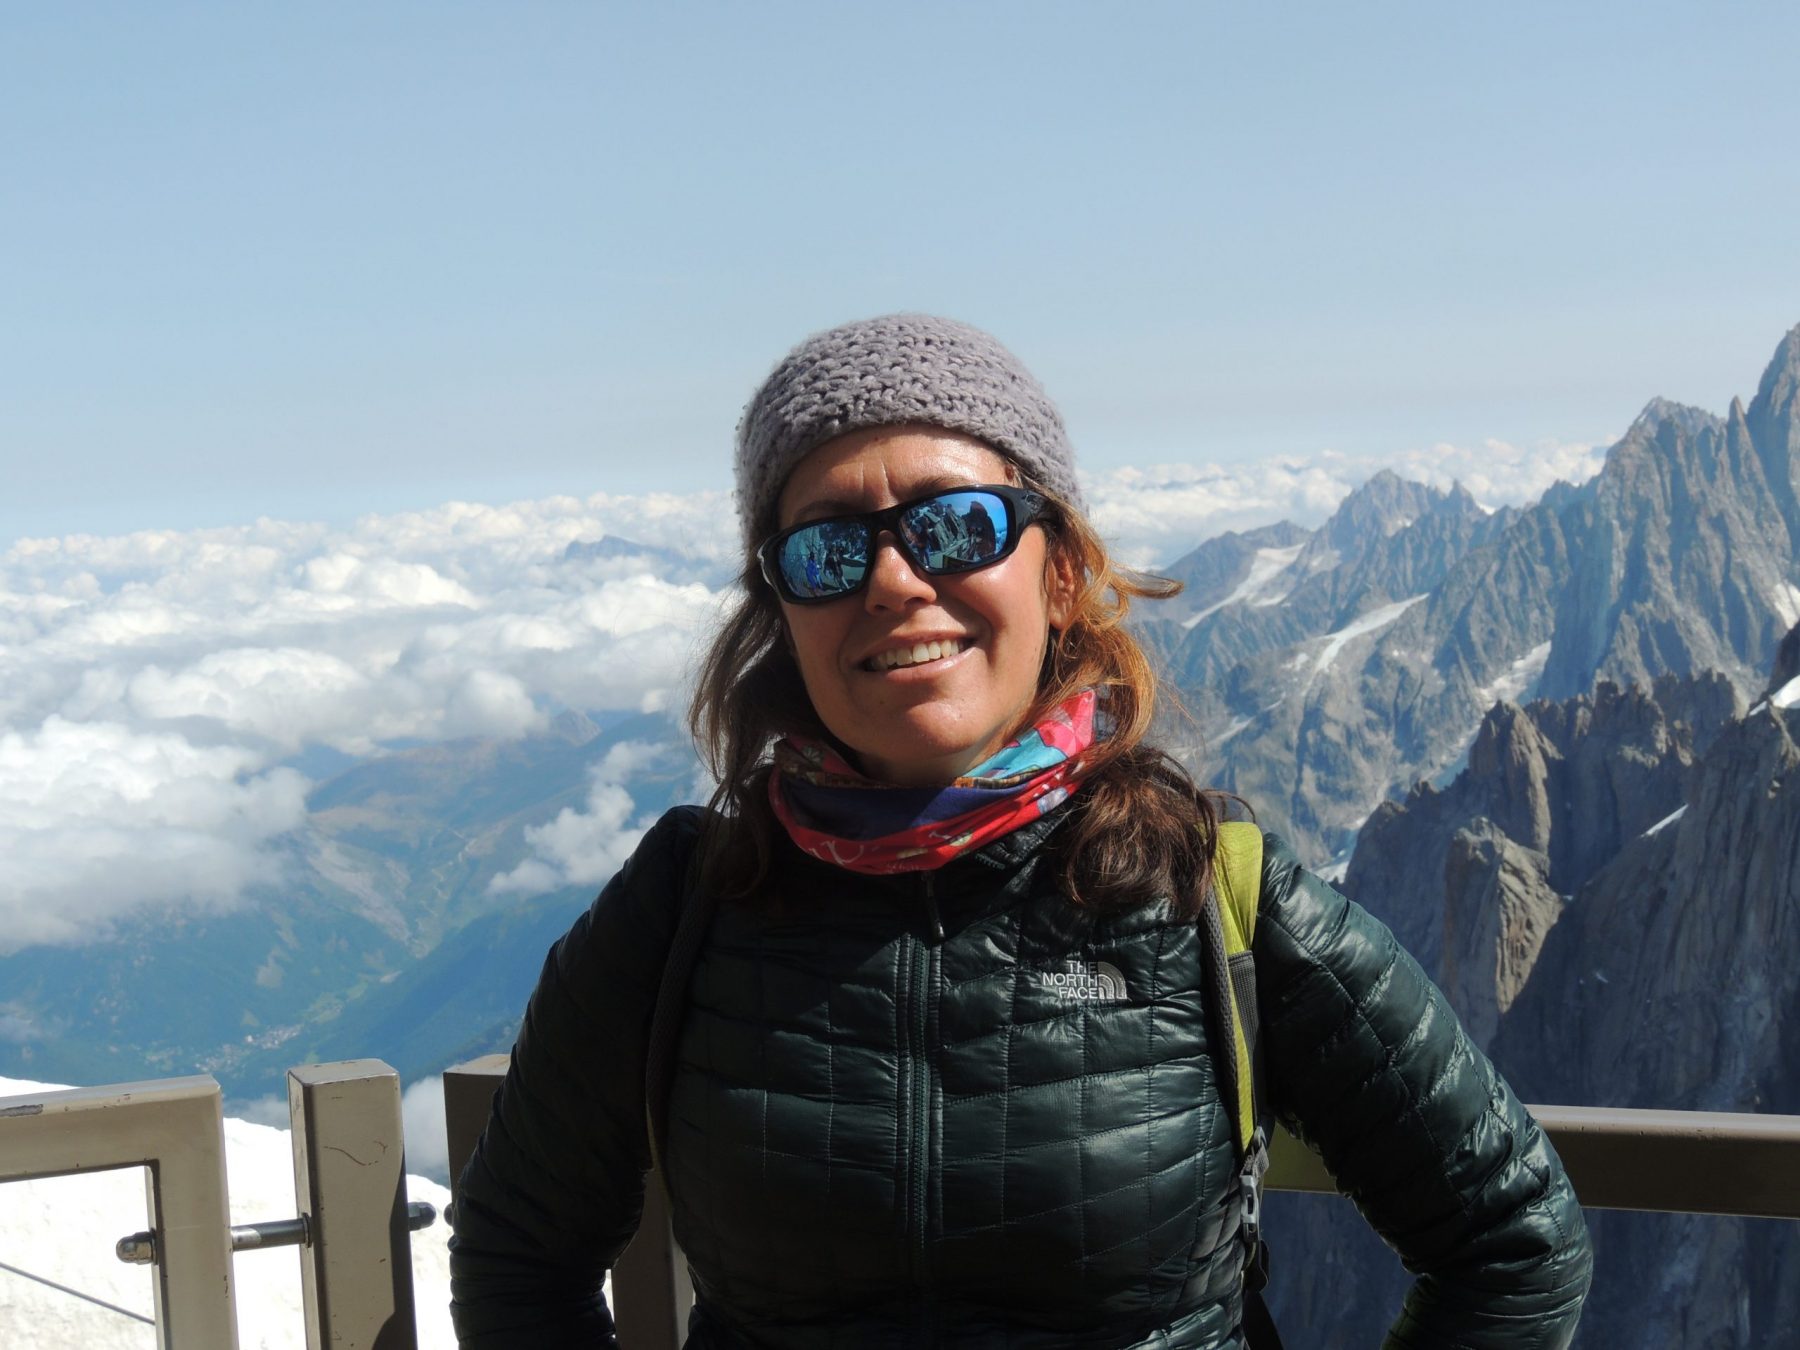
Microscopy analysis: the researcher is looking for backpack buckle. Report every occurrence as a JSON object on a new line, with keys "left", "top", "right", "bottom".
{"left": 1238, "top": 1127, "right": 1270, "bottom": 1262}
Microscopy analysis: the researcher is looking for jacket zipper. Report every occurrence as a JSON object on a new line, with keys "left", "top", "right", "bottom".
{"left": 904, "top": 873, "right": 943, "bottom": 1338}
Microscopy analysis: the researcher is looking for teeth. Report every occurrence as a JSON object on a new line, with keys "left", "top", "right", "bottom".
{"left": 872, "top": 638, "right": 962, "bottom": 670}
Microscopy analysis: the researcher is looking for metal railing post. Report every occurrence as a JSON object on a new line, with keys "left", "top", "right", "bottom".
{"left": 287, "top": 1059, "right": 419, "bottom": 1350}
{"left": 614, "top": 1176, "right": 692, "bottom": 1350}
{"left": 442, "top": 1054, "right": 690, "bottom": 1350}
{"left": 442, "top": 1054, "right": 509, "bottom": 1211}
{"left": 0, "top": 1075, "right": 239, "bottom": 1350}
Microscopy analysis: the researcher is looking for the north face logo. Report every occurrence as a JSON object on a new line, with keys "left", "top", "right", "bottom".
{"left": 1040, "top": 959, "right": 1129, "bottom": 1003}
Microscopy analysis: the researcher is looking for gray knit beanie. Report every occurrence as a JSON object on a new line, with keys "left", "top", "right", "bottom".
{"left": 734, "top": 313, "right": 1082, "bottom": 552}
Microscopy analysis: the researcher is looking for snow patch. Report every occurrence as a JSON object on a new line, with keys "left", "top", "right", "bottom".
{"left": 1771, "top": 675, "right": 1800, "bottom": 711}
{"left": 1479, "top": 642, "right": 1553, "bottom": 709}
{"left": 1771, "top": 582, "right": 1800, "bottom": 631}
{"left": 1182, "top": 544, "right": 1305, "bottom": 629}
{"left": 1308, "top": 595, "right": 1428, "bottom": 682}
{"left": 1645, "top": 805, "right": 1687, "bottom": 837}
{"left": 1211, "top": 716, "right": 1254, "bottom": 747}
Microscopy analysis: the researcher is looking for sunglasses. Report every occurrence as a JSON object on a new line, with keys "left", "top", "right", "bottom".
{"left": 758, "top": 484, "right": 1052, "bottom": 604}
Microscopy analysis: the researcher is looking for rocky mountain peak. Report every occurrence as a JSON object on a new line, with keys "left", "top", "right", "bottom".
{"left": 548, "top": 709, "right": 601, "bottom": 746}
{"left": 1628, "top": 396, "right": 1720, "bottom": 442}
{"left": 1441, "top": 480, "right": 1481, "bottom": 512}
{"left": 1344, "top": 672, "right": 1737, "bottom": 996}
{"left": 1747, "top": 323, "right": 1800, "bottom": 542}
{"left": 1322, "top": 469, "right": 1444, "bottom": 556}
{"left": 1753, "top": 321, "right": 1800, "bottom": 415}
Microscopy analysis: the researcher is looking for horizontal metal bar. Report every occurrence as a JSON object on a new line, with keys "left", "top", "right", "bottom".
{"left": 1265, "top": 1105, "right": 1800, "bottom": 1220}
{"left": 1532, "top": 1103, "right": 1800, "bottom": 1219}
{"left": 230, "top": 1201, "right": 434, "bottom": 1255}
{"left": 231, "top": 1217, "right": 311, "bottom": 1252}
{"left": 126, "top": 1202, "right": 435, "bottom": 1265}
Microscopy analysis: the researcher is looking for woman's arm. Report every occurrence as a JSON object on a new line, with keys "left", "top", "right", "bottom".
{"left": 1255, "top": 832, "right": 1593, "bottom": 1348}
{"left": 449, "top": 807, "right": 701, "bottom": 1349}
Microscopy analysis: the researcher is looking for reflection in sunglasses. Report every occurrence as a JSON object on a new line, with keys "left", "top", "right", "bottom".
{"left": 761, "top": 485, "right": 1044, "bottom": 604}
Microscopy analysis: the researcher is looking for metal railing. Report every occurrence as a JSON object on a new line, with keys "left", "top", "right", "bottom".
{"left": 442, "top": 1053, "right": 1800, "bottom": 1350}
{"left": 0, "top": 1059, "right": 436, "bottom": 1350}
{"left": 1264, "top": 1101, "right": 1800, "bottom": 1220}
{"left": 6, "top": 1053, "right": 1797, "bottom": 1349}
{"left": 1, "top": 1074, "right": 238, "bottom": 1349}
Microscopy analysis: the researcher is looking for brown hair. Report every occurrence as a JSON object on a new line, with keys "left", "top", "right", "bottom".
{"left": 687, "top": 475, "right": 1226, "bottom": 917}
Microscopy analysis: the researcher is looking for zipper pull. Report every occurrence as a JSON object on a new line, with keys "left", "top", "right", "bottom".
{"left": 920, "top": 873, "right": 945, "bottom": 944}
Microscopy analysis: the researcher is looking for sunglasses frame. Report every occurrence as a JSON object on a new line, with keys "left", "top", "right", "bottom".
{"left": 758, "top": 483, "right": 1052, "bottom": 605}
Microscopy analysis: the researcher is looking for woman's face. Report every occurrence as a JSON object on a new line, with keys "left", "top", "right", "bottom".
{"left": 774, "top": 427, "right": 1074, "bottom": 787}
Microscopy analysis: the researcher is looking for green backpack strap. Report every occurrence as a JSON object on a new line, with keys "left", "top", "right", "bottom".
{"left": 1212, "top": 820, "right": 1265, "bottom": 1155}
{"left": 1208, "top": 822, "right": 1285, "bottom": 1349}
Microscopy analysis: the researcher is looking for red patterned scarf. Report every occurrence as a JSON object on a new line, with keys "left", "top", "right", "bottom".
{"left": 768, "top": 690, "right": 1097, "bottom": 874}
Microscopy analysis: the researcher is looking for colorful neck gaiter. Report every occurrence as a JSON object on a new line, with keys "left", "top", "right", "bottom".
{"left": 768, "top": 689, "right": 1097, "bottom": 874}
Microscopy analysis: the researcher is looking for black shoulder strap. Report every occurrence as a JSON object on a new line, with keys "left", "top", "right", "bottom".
{"left": 644, "top": 839, "right": 714, "bottom": 1181}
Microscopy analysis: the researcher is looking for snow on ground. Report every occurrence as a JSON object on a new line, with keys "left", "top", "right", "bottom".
{"left": 1771, "top": 675, "right": 1800, "bottom": 711}
{"left": 1771, "top": 582, "right": 1800, "bottom": 631}
{"left": 1478, "top": 641, "right": 1552, "bottom": 709}
{"left": 1645, "top": 805, "right": 1688, "bottom": 837}
{"left": 1307, "top": 595, "right": 1428, "bottom": 682}
{"left": 1182, "top": 544, "right": 1305, "bottom": 629}
{"left": 0, "top": 1076, "right": 454, "bottom": 1348}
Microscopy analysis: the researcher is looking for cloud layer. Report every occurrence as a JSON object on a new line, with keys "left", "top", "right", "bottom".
{"left": 1084, "top": 436, "right": 1609, "bottom": 567}
{"left": 0, "top": 438, "right": 1605, "bottom": 943}
{"left": 1, "top": 493, "right": 731, "bottom": 943}
{"left": 489, "top": 741, "right": 668, "bottom": 897}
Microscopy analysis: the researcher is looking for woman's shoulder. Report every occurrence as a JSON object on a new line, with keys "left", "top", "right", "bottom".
{"left": 553, "top": 804, "right": 712, "bottom": 965}
{"left": 595, "top": 802, "right": 711, "bottom": 894}
{"left": 641, "top": 802, "right": 710, "bottom": 859}
{"left": 1241, "top": 827, "right": 1375, "bottom": 957}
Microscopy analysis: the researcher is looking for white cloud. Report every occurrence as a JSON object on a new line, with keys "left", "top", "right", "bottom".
{"left": 1370, "top": 436, "right": 1610, "bottom": 510}
{"left": 402, "top": 1075, "right": 451, "bottom": 1184}
{"left": 0, "top": 718, "right": 308, "bottom": 950}
{"left": 1082, "top": 437, "right": 1608, "bottom": 567}
{"left": 1084, "top": 459, "right": 1355, "bottom": 567}
{"left": 0, "top": 493, "right": 730, "bottom": 941}
{"left": 488, "top": 741, "right": 667, "bottom": 897}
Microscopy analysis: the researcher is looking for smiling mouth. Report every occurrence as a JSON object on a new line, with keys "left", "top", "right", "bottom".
{"left": 865, "top": 637, "right": 966, "bottom": 672}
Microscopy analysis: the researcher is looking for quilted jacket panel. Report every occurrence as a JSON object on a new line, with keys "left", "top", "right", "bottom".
{"left": 450, "top": 805, "right": 1592, "bottom": 1348}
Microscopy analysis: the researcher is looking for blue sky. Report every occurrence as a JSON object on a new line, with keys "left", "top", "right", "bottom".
{"left": 3, "top": 2, "right": 1797, "bottom": 544}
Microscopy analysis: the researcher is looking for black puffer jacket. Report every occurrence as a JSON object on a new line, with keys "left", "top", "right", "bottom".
{"left": 450, "top": 805, "right": 1592, "bottom": 1347}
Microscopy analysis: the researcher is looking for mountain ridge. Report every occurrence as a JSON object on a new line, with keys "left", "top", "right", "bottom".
{"left": 1154, "top": 324, "right": 1800, "bottom": 862}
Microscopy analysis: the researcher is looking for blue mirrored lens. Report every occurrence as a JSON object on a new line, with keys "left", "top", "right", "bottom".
{"left": 777, "top": 519, "right": 871, "bottom": 599}
{"left": 899, "top": 491, "right": 1010, "bottom": 572}
{"left": 773, "top": 489, "right": 1015, "bottom": 599}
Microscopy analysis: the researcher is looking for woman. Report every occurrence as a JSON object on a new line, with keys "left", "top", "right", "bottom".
{"left": 450, "top": 315, "right": 1593, "bottom": 1348}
